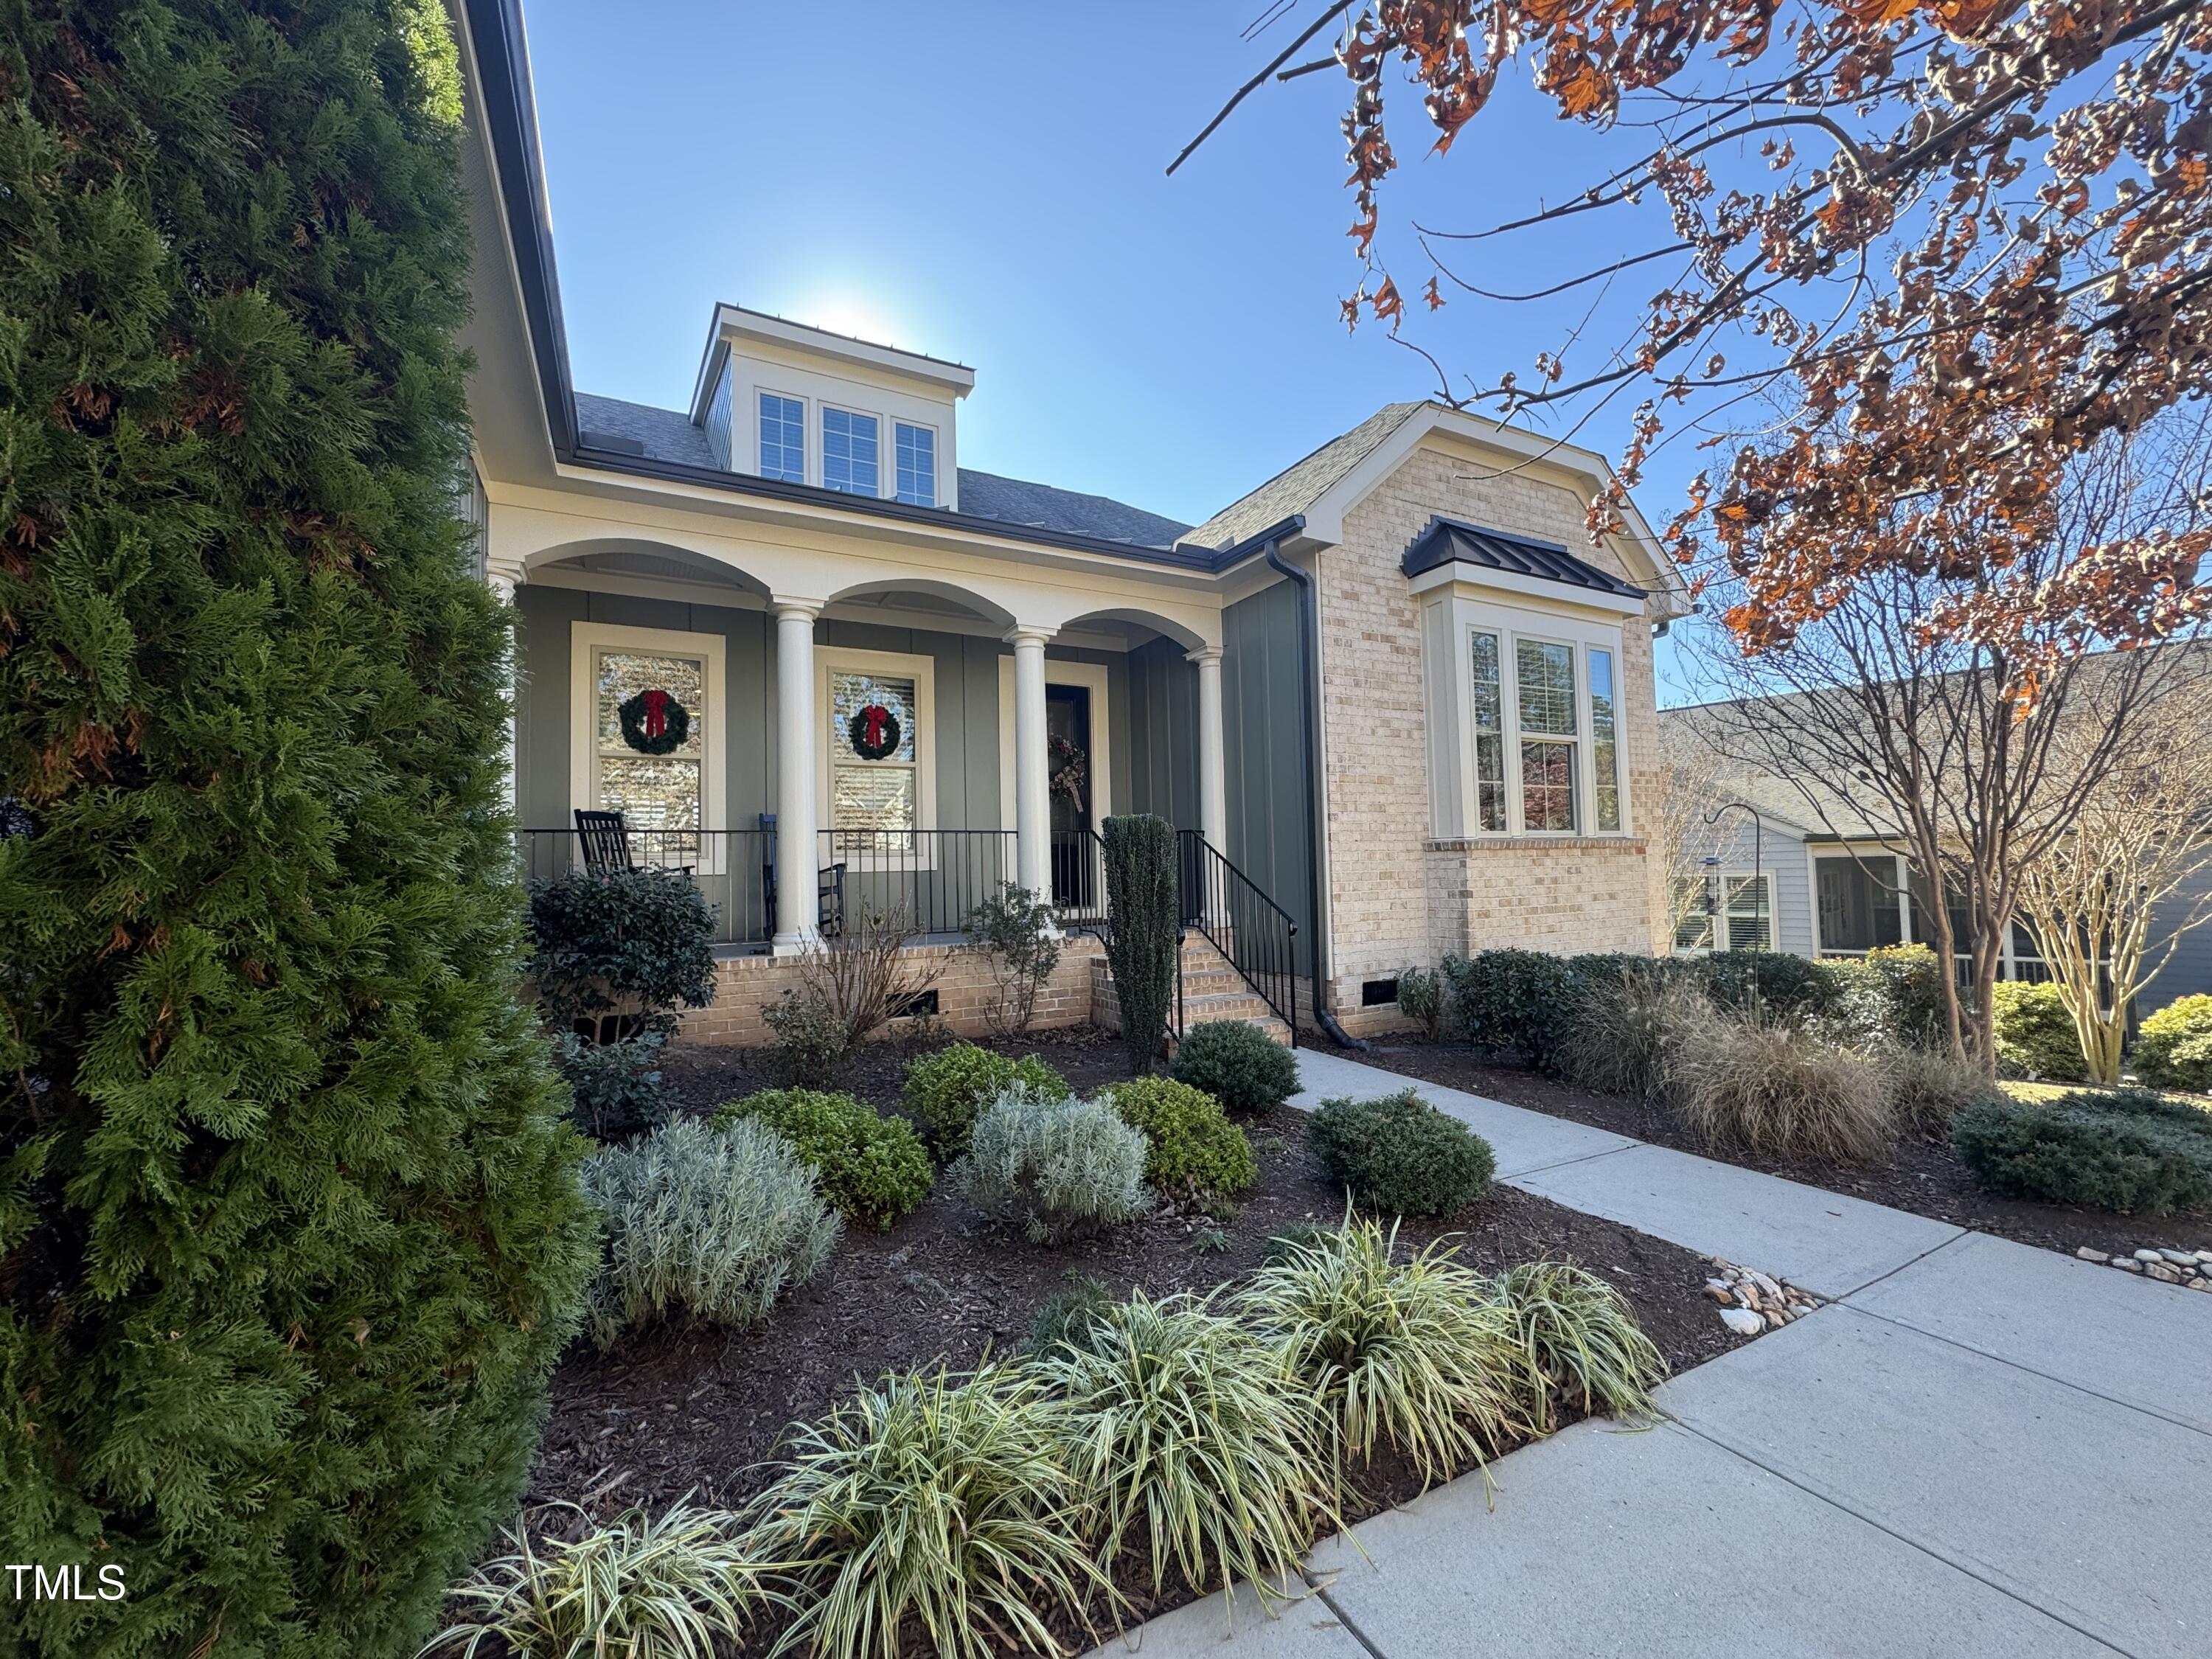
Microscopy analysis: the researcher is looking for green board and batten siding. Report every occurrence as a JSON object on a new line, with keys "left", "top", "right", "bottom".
{"left": 1222, "top": 579, "right": 1317, "bottom": 978}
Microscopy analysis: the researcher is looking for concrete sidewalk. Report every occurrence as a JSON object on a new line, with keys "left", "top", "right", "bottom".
{"left": 1086, "top": 1052, "right": 2212, "bottom": 1658}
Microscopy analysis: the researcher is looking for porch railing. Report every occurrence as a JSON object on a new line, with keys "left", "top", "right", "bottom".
{"left": 1179, "top": 830, "right": 1299, "bottom": 1043}
{"left": 820, "top": 828, "right": 1018, "bottom": 938}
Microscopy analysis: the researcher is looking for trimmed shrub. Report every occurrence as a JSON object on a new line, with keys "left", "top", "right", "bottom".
{"left": 1172, "top": 1018, "right": 1301, "bottom": 1113}
{"left": 1242, "top": 1220, "right": 1528, "bottom": 1486}
{"left": 1697, "top": 950, "right": 1837, "bottom": 1021}
{"left": 1102, "top": 1077, "right": 1258, "bottom": 1203}
{"left": 529, "top": 866, "right": 718, "bottom": 1034}
{"left": 964, "top": 882, "right": 1063, "bottom": 1038}
{"left": 953, "top": 1085, "right": 1151, "bottom": 1244}
{"left": 2135, "top": 994, "right": 2212, "bottom": 1093}
{"left": 742, "top": 1366, "right": 1098, "bottom": 1659}
{"left": 1307, "top": 1091, "right": 1496, "bottom": 1217}
{"left": 0, "top": 5, "right": 599, "bottom": 1650}
{"left": 425, "top": 1501, "right": 766, "bottom": 1658}
{"left": 1025, "top": 1275, "right": 1119, "bottom": 1361}
{"left": 1952, "top": 1089, "right": 2212, "bottom": 1215}
{"left": 1672, "top": 1017, "right": 1896, "bottom": 1162}
{"left": 1395, "top": 965, "right": 1445, "bottom": 1040}
{"left": 554, "top": 1029, "right": 673, "bottom": 1141}
{"left": 1885, "top": 1047, "right": 2006, "bottom": 1138}
{"left": 1441, "top": 948, "right": 1571, "bottom": 1066}
{"left": 1102, "top": 813, "right": 1180, "bottom": 1071}
{"left": 901, "top": 1041, "right": 1071, "bottom": 1156}
{"left": 1557, "top": 971, "right": 1712, "bottom": 1102}
{"left": 1992, "top": 981, "right": 2090, "bottom": 1083}
{"left": 1829, "top": 944, "right": 1947, "bottom": 1048}
{"left": 580, "top": 1117, "right": 841, "bottom": 1349}
{"left": 1488, "top": 1260, "right": 1667, "bottom": 1430}
{"left": 1032, "top": 1294, "right": 1334, "bottom": 1607}
{"left": 712, "top": 1088, "right": 932, "bottom": 1231}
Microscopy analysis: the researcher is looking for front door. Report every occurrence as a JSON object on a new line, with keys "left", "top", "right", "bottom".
{"left": 1046, "top": 684, "right": 1093, "bottom": 908}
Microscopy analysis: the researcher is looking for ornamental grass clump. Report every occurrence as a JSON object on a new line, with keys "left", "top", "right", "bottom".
{"left": 741, "top": 1366, "right": 1102, "bottom": 1659}
{"left": 1952, "top": 1088, "right": 2212, "bottom": 1216}
{"left": 1488, "top": 1260, "right": 1668, "bottom": 1430}
{"left": 900, "top": 1040, "right": 1071, "bottom": 1156}
{"left": 1557, "top": 971, "right": 1711, "bottom": 1102}
{"left": 1102, "top": 1076, "right": 1257, "bottom": 1205}
{"left": 952, "top": 1084, "right": 1150, "bottom": 1243}
{"left": 712, "top": 1088, "right": 932, "bottom": 1230}
{"left": 1169, "top": 1019, "right": 1301, "bottom": 1113}
{"left": 1307, "top": 1091, "right": 1496, "bottom": 1216}
{"left": 1034, "top": 1293, "right": 1335, "bottom": 1610}
{"left": 1240, "top": 1220, "right": 1529, "bottom": 1489}
{"left": 422, "top": 1500, "right": 771, "bottom": 1659}
{"left": 1672, "top": 1015, "right": 1896, "bottom": 1163}
{"left": 580, "top": 1116, "right": 841, "bottom": 1349}
{"left": 1884, "top": 1047, "right": 2006, "bottom": 1138}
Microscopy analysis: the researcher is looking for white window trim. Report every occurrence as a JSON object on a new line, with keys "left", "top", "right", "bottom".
{"left": 1673, "top": 870, "right": 1775, "bottom": 954}
{"left": 567, "top": 620, "right": 728, "bottom": 874}
{"left": 1509, "top": 627, "right": 1585, "bottom": 837}
{"left": 995, "top": 656, "right": 1112, "bottom": 832}
{"left": 892, "top": 418, "right": 939, "bottom": 508}
{"left": 819, "top": 403, "right": 884, "bottom": 499}
{"left": 818, "top": 644, "right": 937, "bottom": 865}
{"left": 757, "top": 388, "right": 810, "bottom": 484}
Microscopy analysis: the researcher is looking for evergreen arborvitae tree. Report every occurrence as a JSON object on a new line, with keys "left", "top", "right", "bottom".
{"left": 1102, "top": 814, "right": 1180, "bottom": 1073}
{"left": 0, "top": 4, "right": 597, "bottom": 1655}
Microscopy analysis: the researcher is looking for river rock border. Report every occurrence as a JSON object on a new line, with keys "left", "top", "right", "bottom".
{"left": 2076, "top": 1245, "right": 2212, "bottom": 1288}
{"left": 1704, "top": 1257, "right": 1821, "bottom": 1335}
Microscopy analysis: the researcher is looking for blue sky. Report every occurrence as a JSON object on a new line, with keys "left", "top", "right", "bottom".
{"left": 522, "top": 1, "right": 1710, "bottom": 697}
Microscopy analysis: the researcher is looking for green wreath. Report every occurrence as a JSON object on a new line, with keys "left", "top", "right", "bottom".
{"left": 618, "top": 687, "right": 691, "bottom": 755}
{"left": 847, "top": 703, "right": 901, "bottom": 761}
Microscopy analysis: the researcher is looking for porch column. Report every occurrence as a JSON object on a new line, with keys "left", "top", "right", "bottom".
{"left": 489, "top": 574, "right": 519, "bottom": 819}
{"left": 773, "top": 598, "right": 824, "bottom": 953}
{"left": 1009, "top": 625, "right": 1055, "bottom": 905}
{"left": 1189, "top": 647, "right": 1228, "bottom": 852}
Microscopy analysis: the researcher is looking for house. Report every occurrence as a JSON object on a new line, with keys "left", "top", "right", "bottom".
{"left": 451, "top": 0, "right": 1693, "bottom": 1046}
{"left": 1656, "top": 703, "right": 2212, "bottom": 1009}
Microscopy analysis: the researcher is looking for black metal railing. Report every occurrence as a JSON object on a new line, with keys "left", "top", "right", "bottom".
{"left": 514, "top": 828, "right": 773, "bottom": 946}
{"left": 1049, "top": 827, "right": 1110, "bottom": 928}
{"left": 818, "top": 827, "right": 1019, "bottom": 938}
{"left": 1178, "top": 829, "right": 1299, "bottom": 1044}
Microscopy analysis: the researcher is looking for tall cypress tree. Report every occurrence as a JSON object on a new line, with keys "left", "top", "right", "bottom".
{"left": 0, "top": 3, "right": 597, "bottom": 1654}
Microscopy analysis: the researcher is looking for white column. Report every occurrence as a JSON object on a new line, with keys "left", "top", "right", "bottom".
{"left": 1009, "top": 626, "right": 1054, "bottom": 905}
{"left": 1189, "top": 647, "right": 1228, "bottom": 852}
{"left": 489, "top": 574, "right": 519, "bottom": 819}
{"left": 773, "top": 599, "right": 823, "bottom": 953}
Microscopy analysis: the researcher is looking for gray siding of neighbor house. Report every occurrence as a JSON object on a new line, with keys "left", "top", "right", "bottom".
{"left": 2142, "top": 863, "right": 2212, "bottom": 1009}
{"left": 1222, "top": 578, "right": 1315, "bottom": 977}
{"left": 1124, "top": 635, "right": 1199, "bottom": 827}
{"left": 511, "top": 585, "right": 1143, "bottom": 833}
{"left": 1688, "top": 816, "right": 1819, "bottom": 959}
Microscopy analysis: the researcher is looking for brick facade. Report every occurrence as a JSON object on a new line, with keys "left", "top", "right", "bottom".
{"left": 1315, "top": 442, "right": 1669, "bottom": 1031}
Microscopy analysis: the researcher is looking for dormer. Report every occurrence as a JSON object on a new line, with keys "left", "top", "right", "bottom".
{"left": 688, "top": 305, "right": 974, "bottom": 512}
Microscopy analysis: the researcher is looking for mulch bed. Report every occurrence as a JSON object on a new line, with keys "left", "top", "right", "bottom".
{"left": 526, "top": 1028, "right": 1750, "bottom": 1528}
{"left": 1354, "top": 1038, "right": 2212, "bottom": 1260}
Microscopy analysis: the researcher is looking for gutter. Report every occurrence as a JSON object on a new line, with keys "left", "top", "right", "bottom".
{"left": 1261, "top": 525, "right": 1368, "bottom": 1051}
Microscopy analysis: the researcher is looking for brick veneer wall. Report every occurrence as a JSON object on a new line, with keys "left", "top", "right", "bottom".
{"left": 1315, "top": 441, "right": 1669, "bottom": 1028}
{"left": 675, "top": 934, "right": 1105, "bottom": 1047}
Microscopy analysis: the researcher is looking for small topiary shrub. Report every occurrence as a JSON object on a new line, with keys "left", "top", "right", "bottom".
{"left": 1441, "top": 948, "right": 1572, "bottom": 1066}
{"left": 1024, "top": 1274, "right": 1119, "bottom": 1361}
{"left": 1952, "top": 1089, "right": 2212, "bottom": 1215}
{"left": 1395, "top": 966, "right": 1445, "bottom": 1040}
{"left": 1171, "top": 1018, "right": 1301, "bottom": 1113}
{"left": 1487, "top": 1260, "right": 1667, "bottom": 1430}
{"left": 953, "top": 1085, "right": 1151, "bottom": 1243}
{"left": 1885, "top": 1047, "right": 2005, "bottom": 1138}
{"left": 554, "top": 1029, "right": 675, "bottom": 1141}
{"left": 1992, "top": 980, "right": 2090, "bottom": 1082}
{"left": 1672, "top": 1015, "right": 1896, "bottom": 1162}
{"left": 1102, "top": 1077, "right": 1258, "bottom": 1203}
{"left": 712, "top": 1088, "right": 933, "bottom": 1230}
{"left": 901, "top": 1041, "right": 1071, "bottom": 1155}
{"left": 1307, "top": 1091, "right": 1496, "bottom": 1216}
{"left": 580, "top": 1117, "right": 841, "bottom": 1348}
{"left": 2135, "top": 994, "right": 2212, "bottom": 1093}
{"left": 529, "top": 866, "right": 719, "bottom": 1034}
{"left": 1696, "top": 950, "right": 1837, "bottom": 1021}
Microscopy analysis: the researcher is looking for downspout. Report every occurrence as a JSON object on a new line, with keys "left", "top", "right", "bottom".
{"left": 1263, "top": 534, "right": 1368, "bottom": 1050}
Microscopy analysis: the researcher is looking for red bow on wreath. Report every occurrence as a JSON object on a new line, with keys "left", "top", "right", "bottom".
{"left": 639, "top": 688, "right": 674, "bottom": 739}
{"left": 859, "top": 704, "right": 892, "bottom": 748}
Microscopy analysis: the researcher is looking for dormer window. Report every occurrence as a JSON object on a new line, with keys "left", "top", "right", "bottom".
{"left": 759, "top": 393, "right": 804, "bottom": 483}
{"left": 823, "top": 408, "right": 880, "bottom": 495}
{"left": 894, "top": 422, "right": 936, "bottom": 507}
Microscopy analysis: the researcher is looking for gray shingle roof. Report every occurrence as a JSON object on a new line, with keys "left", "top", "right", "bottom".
{"left": 568, "top": 393, "right": 1189, "bottom": 550}
{"left": 1402, "top": 517, "right": 1646, "bottom": 599}
{"left": 1180, "top": 402, "right": 1426, "bottom": 552}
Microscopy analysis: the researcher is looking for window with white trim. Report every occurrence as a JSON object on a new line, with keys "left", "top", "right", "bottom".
{"left": 822, "top": 408, "right": 880, "bottom": 495}
{"left": 1590, "top": 646, "right": 1622, "bottom": 832}
{"left": 591, "top": 646, "right": 706, "bottom": 858}
{"left": 1469, "top": 631, "right": 1507, "bottom": 831}
{"left": 1672, "top": 873, "right": 1774, "bottom": 953}
{"left": 828, "top": 667, "right": 919, "bottom": 850}
{"left": 894, "top": 422, "right": 936, "bottom": 507}
{"left": 1514, "top": 639, "right": 1579, "bottom": 832}
{"left": 759, "top": 392, "right": 804, "bottom": 482}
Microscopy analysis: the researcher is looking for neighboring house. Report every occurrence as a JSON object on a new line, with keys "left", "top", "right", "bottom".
{"left": 1656, "top": 704, "right": 2212, "bottom": 1007}
{"left": 450, "top": 0, "right": 1691, "bottom": 1046}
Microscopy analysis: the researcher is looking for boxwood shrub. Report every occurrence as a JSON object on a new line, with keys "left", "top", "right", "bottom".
{"left": 1992, "top": 981, "right": 2089, "bottom": 1082}
{"left": 2134, "top": 994, "right": 2212, "bottom": 1093}
{"left": 1307, "top": 1090, "right": 1495, "bottom": 1216}
{"left": 1102, "top": 1077, "right": 1257, "bottom": 1203}
{"left": 1952, "top": 1088, "right": 2212, "bottom": 1215}
{"left": 900, "top": 1041, "right": 1071, "bottom": 1155}
{"left": 1695, "top": 950, "right": 1837, "bottom": 1021}
{"left": 1441, "top": 949, "right": 1573, "bottom": 1067}
{"left": 713, "top": 1088, "right": 933, "bottom": 1230}
{"left": 1170, "top": 1018, "right": 1301, "bottom": 1113}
